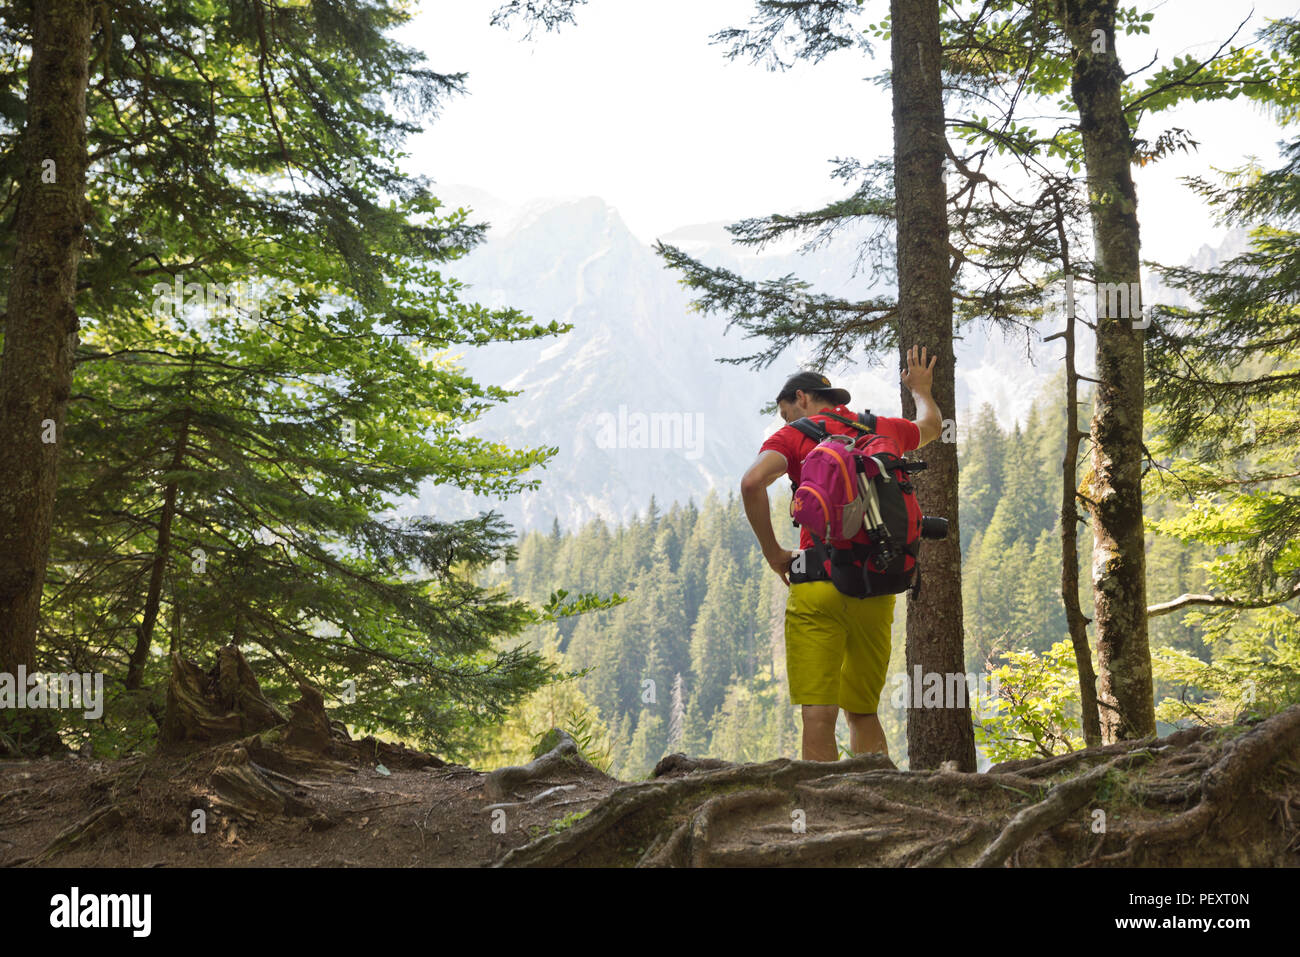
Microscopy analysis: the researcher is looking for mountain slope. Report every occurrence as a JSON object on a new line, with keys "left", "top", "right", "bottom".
{"left": 414, "top": 185, "right": 1066, "bottom": 531}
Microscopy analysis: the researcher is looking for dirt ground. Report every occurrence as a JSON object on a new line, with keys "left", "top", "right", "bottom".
{"left": 3, "top": 704, "right": 1298, "bottom": 868}
{"left": 0, "top": 747, "right": 620, "bottom": 868}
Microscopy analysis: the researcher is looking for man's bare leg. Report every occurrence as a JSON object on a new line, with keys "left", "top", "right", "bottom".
{"left": 800, "top": 704, "right": 839, "bottom": 761}
{"left": 844, "top": 710, "right": 888, "bottom": 757}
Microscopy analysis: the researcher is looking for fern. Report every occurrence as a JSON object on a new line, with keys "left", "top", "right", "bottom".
{"left": 561, "top": 704, "right": 614, "bottom": 773}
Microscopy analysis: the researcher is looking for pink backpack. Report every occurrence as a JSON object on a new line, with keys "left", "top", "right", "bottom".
{"left": 788, "top": 410, "right": 926, "bottom": 597}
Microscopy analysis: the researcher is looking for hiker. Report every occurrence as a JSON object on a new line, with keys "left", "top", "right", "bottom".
{"left": 739, "top": 345, "right": 943, "bottom": 761}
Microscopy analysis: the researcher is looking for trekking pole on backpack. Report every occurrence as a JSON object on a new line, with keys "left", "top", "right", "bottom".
{"left": 858, "top": 468, "right": 898, "bottom": 568}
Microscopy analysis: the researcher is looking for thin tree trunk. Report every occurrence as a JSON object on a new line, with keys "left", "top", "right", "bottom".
{"left": 170, "top": 593, "right": 182, "bottom": 657}
{"left": 1050, "top": 192, "right": 1103, "bottom": 747}
{"left": 0, "top": 1, "right": 93, "bottom": 742}
{"left": 891, "top": 0, "right": 976, "bottom": 770}
{"left": 127, "top": 414, "right": 191, "bottom": 690}
{"left": 1055, "top": 0, "right": 1155, "bottom": 741}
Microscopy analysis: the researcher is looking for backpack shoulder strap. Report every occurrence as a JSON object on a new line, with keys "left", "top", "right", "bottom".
{"left": 820, "top": 409, "right": 876, "bottom": 435}
{"left": 787, "top": 417, "right": 828, "bottom": 508}
{"left": 789, "top": 417, "right": 829, "bottom": 443}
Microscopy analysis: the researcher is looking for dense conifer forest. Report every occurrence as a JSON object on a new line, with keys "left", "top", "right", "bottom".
{"left": 474, "top": 373, "right": 1254, "bottom": 774}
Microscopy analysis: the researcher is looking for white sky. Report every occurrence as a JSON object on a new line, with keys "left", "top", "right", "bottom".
{"left": 398, "top": 0, "right": 1300, "bottom": 267}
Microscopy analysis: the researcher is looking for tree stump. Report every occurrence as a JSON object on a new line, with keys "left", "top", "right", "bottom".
{"left": 160, "top": 644, "right": 285, "bottom": 746}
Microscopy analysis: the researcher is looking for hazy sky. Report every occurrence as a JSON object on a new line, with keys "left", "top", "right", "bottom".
{"left": 398, "top": 0, "right": 1299, "bottom": 267}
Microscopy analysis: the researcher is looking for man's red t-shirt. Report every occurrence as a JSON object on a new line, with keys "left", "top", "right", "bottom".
{"left": 759, "top": 405, "right": 921, "bottom": 550}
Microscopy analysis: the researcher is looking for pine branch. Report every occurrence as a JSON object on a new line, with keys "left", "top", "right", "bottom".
{"left": 1147, "top": 582, "right": 1300, "bottom": 618}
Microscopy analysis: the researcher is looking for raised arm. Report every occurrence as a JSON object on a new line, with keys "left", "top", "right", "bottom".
{"left": 901, "top": 344, "right": 942, "bottom": 448}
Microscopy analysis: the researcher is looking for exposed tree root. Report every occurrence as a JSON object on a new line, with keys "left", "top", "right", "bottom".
{"left": 497, "top": 752, "right": 897, "bottom": 867}
{"left": 499, "top": 707, "right": 1300, "bottom": 867}
{"left": 974, "top": 750, "right": 1153, "bottom": 867}
{"left": 17, "top": 653, "right": 449, "bottom": 860}
{"left": 988, "top": 734, "right": 1159, "bottom": 778}
{"left": 903, "top": 820, "right": 996, "bottom": 867}
{"left": 484, "top": 730, "right": 613, "bottom": 803}
{"left": 12, "top": 643, "right": 1296, "bottom": 868}
{"left": 208, "top": 745, "right": 319, "bottom": 821}
{"left": 642, "top": 790, "right": 789, "bottom": 866}
{"left": 201, "top": 681, "right": 442, "bottom": 825}
{"left": 1087, "top": 704, "right": 1300, "bottom": 865}
{"left": 652, "top": 754, "right": 735, "bottom": 778}
{"left": 21, "top": 804, "right": 127, "bottom": 866}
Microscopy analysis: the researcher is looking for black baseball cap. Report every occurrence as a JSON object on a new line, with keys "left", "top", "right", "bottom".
{"left": 777, "top": 371, "right": 850, "bottom": 406}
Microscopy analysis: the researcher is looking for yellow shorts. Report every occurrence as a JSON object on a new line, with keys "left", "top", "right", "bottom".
{"left": 785, "top": 580, "right": 896, "bottom": 713}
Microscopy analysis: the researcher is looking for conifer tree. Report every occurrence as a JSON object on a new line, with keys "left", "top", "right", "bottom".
{"left": 961, "top": 404, "right": 1008, "bottom": 538}
{"left": 0, "top": 1, "right": 93, "bottom": 747}
{"left": 1143, "top": 18, "right": 1300, "bottom": 716}
{"left": 608, "top": 710, "right": 633, "bottom": 778}
{"left": 679, "top": 693, "right": 711, "bottom": 757}
{"left": 667, "top": 672, "right": 685, "bottom": 750}
{"left": 2, "top": 0, "right": 578, "bottom": 754}
{"left": 625, "top": 709, "right": 667, "bottom": 780}
{"left": 689, "top": 547, "right": 747, "bottom": 719}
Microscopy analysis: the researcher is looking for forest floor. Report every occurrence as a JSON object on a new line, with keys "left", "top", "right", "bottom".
{"left": 3, "top": 701, "right": 1299, "bottom": 868}
{"left": 0, "top": 741, "right": 620, "bottom": 868}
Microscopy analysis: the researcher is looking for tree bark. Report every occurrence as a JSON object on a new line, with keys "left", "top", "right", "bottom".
{"left": 1051, "top": 193, "right": 1103, "bottom": 747}
{"left": 1055, "top": 0, "right": 1155, "bottom": 742}
{"left": 0, "top": 1, "right": 93, "bottom": 746}
{"left": 890, "top": 0, "right": 975, "bottom": 770}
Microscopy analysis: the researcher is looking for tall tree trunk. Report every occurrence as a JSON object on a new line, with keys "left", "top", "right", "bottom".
{"left": 127, "top": 414, "right": 191, "bottom": 690}
{"left": 890, "top": 0, "right": 975, "bottom": 770}
{"left": 1056, "top": 0, "right": 1155, "bottom": 741}
{"left": 1050, "top": 193, "right": 1103, "bottom": 747}
{"left": 0, "top": 1, "right": 93, "bottom": 748}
